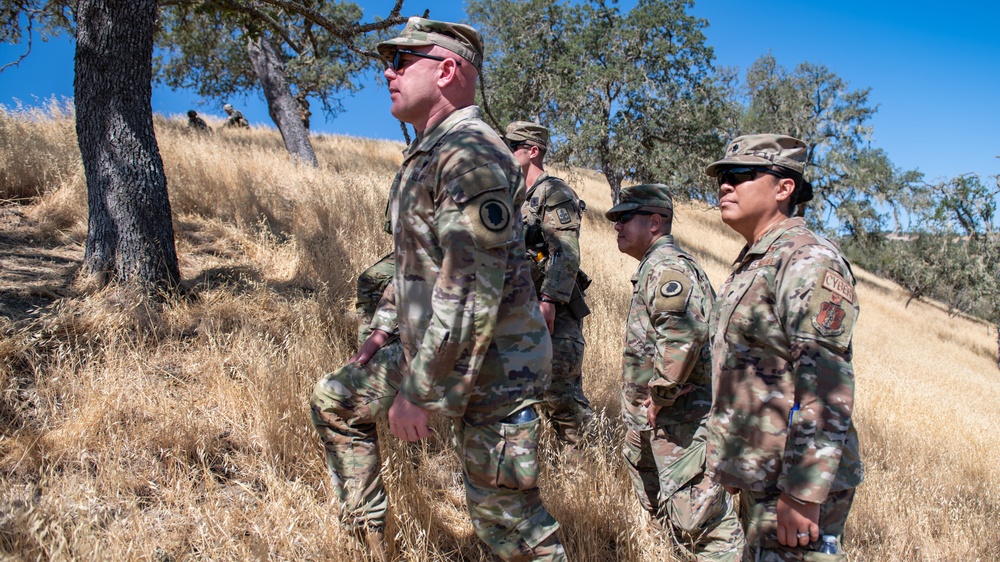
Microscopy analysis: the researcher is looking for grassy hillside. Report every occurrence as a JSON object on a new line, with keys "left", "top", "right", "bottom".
{"left": 2, "top": 105, "right": 998, "bottom": 561}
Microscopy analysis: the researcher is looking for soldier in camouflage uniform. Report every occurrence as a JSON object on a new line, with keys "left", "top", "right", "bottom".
{"left": 704, "top": 135, "right": 864, "bottom": 561}
{"left": 607, "top": 184, "right": 744, "bottom": 561}
{"left": 186, "top": 110, "right": 210, "bottom": 133}
{"left": 311, "top": 18, "right": 565, "bottom": 561}
{"left": 503, "top": 121, "right": 593, "bottom": 449}
{"left": 222, "top": 103, "right": 249, "bottom": 128}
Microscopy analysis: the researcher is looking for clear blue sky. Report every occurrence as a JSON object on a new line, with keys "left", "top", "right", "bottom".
{"left": 1, "top": 0, "right": 998, "bottom": 183}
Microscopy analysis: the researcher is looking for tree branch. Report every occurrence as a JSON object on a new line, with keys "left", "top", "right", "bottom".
{"left": 0, "top": 17, "right": 32, "bottom": 74}
{"left": 255, "top": 0, "right": 409, "bottom": 41}
{"left": 215, "top": 0, "right": 304, "bottom": 54}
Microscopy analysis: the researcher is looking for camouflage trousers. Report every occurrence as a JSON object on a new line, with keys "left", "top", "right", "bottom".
{"left": 741, "top": 487, "right": 856, "bottom": 562}
{"left": 310, "top": 341, "right": 565, "bottom": 561}
{"left": 624, "top": 422, "right": 745, "bottom": 561}
{"left": 540, "top": 309, "right": 593, "bottom": 447}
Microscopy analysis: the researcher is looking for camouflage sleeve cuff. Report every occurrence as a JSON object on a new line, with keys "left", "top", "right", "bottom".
{"left": 777, "top": 468, "right": 835, "bottom": 505}
{"left": 538, "top": 286, "right": 571, "bottom": 304}
{"left": 370, "top": 317, "right": 398, "bottom": 335}
{"left": 648, "top": 379, "right": 680, "bottom": 407}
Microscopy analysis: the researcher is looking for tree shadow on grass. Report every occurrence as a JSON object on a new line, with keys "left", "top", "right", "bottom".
{"left": 0, "top": 206, "right": 82, "bottom": 323}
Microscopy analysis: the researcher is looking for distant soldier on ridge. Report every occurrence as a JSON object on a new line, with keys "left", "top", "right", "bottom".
{"left": 222, "top": 103, "right": 249, "bottom": 128}
{"left": 186, "top": 110, "right": 210, "bottom": 133}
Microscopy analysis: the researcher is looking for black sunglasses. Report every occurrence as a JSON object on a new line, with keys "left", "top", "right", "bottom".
{"left": 716, "top": 166, "right": 786, "bottom": 188}
{"left": 506, "top": 140, "right": 530, "bottom": 151}
{"left": 616, "top": 210, "right": 657, "bottom": 224}
{"left": 388, "top": 49, "right": 461, "bottom": 72}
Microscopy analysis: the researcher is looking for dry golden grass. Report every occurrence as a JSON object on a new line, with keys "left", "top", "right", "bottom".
{"left": 1, "top": 107, "right": 998, "bottom": 561}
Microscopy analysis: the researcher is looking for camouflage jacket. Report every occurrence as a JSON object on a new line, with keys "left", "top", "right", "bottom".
{"left": 224, "top": 110, "right": 249, "bottom": 128}
{"left": 521, "top": 173, "right": 583, "bottom": 304}
{"left": 705, "top": 217, "right": 864, "bottom": 504}
{"left": 378, "top": 106, "right": 552, "bottom": 423}
{"left": 622, "top": 235, "right": 715, "bottom": 431}
{"left": 187, "top": 116, "right": 209, "bottom": 132}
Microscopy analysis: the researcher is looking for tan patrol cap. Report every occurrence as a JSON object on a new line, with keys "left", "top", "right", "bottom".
{"left": 504, "top": 121, "right": 549, "bottom": 149}
{"left": 605, "top": 184, "right": 674, "bottom": 221}
{"left": 377, "top": 17, "right": 484, "bottom": 71}
{"left": 705, "top": 134, "right": 808, "bottom": 177}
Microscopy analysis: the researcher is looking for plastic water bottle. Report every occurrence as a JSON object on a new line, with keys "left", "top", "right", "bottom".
{"left": 818, "top": 535, "right": 838, "bottom": 554}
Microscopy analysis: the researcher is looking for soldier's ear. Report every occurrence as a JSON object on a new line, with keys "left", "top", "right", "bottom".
{"left": 774, "top": 177, "right": 796, "bottom": 205}
{"left": 437, "top": 56, "right": 461, "bottom": 85}
{"left": 647, "top": 213, "right": 662, "bottom": 234}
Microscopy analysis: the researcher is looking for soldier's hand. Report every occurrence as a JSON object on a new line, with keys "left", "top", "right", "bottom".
{"left": 350, "top": 329, "right": 391, "bottom": 365}
{"left": 776, "top": 492, "right": 819, "bottom": 547}
{"left": 539, "top": 300, "right": 556, "bottom": 334}
{"left": 642, "top": 396, "right": 661, "bottom": 427}
{"left": 388, "top": 395, "right": 432, "bottom": 442}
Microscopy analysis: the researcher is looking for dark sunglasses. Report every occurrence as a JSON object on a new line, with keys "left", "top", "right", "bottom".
{"left": 716, "top": 166, "right": 785, "bottom": 188}
{"left": 616, "top": 210, "right": 657, "bottom": 224}
{"left": 388, "top": 49, "right": 461, "bottom": 72}
{"left": 506, "top": 140, "right": 530, "bottom": 151}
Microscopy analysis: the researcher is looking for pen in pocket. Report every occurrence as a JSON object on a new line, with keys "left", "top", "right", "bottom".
{"left": 788, "top": 402, "right": 800, "bottom": 426}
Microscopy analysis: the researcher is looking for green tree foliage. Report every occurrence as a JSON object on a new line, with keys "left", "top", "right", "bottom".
{"left": 155, "top": 1, "right": 416, "bottom": 164}
{"left": 469, "top": 0, "right": 724, "bottom": 203}
{"left": 847, "top": 171, "right": 1000, "bottom": 368}
{"left": 736, "top": 54, "right": 922, "bottom": 236}
{"left": 156, "top": 1, "right": 371, "bottom": 122}
{"left": 930, "top": 174, "right": 1000, "bottom": 332}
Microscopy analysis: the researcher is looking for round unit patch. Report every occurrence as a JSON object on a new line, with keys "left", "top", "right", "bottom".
{"left": 660, "top": 280, "right": 684, "bottom": 298}
{"left": 652, "top": 270, "right": 692, "bottom": 314}
{"left": 479, "top": 199, "right": 511, "bottom": 232}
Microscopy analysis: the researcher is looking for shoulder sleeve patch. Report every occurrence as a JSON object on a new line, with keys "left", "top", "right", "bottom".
{"left": 804, "top": 268, "right": 858, "bottom": 344}
{"left": 652, "top": 270, "right": 692, "bottom": 314}
{"left": 463, "top": 195, "right": 513, "bottom": 250}
{"left": 821, "top": 269, "right": 855, "bottom": 304}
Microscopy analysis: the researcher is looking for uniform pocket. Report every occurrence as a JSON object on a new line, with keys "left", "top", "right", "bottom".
{"left": 496, "top": 413, "right": 541, "bottom": 490}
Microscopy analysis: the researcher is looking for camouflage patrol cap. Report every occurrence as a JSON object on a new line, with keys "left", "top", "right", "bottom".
{"left": 705, "top": 134, "right": 807, "bottom": 177}
{"left": 605, "top": 184, "right": 674, "bottom": 221}
{"left": 504, "top": 121, "right": 548, "bottom": 149}
{"left": 377, "top": 17, "right": 484, "bottom": 71}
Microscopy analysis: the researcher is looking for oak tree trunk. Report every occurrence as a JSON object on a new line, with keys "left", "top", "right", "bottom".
{"left": 246, "top": 34, "right": 318, "bottom": 167}
{"left": 75, "top": 0, "right": 180, "bottom": 290}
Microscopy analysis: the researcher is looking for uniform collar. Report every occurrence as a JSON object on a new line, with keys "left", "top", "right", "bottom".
{"left": 531, "top": 172, "right": 552, "bottom": 189}
{"left": 403, "top": 105, "right": 480, "bottom": 161}
{"left": 525, "top": 172, "right": 552, "bottom": 200}
{"left": 631, "top": 235, "right": 675, "bottom": 282}
{"left": 637, "top": 234, "right": 675, "bottom": 265}
{"left": 733, "top": 216, "right": 805, "bottom": 266}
